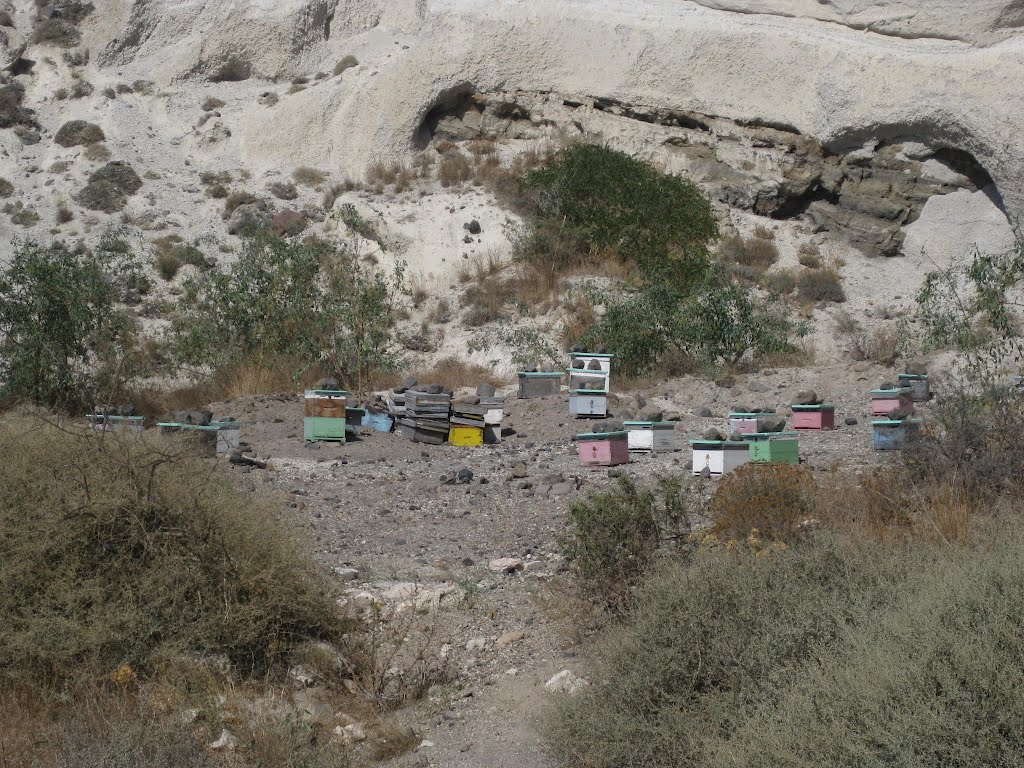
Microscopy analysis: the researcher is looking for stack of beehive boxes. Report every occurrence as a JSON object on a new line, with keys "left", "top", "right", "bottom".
{"left": 568, "top": 352, "right": 613, "bottom": 418}
{"left": 402, "top": 389, "right": 452, "bottom": 445}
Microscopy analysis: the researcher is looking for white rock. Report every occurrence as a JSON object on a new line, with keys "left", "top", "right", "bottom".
{"left": 488, "top": 557, "right": 524, "bottom": 573}
{"left": 334, "top": 567, "right": 360, "bottom": 582}
{"left": 209, "top": 729, "right": 239, "bottom": 751}
{"left": 417, "top": 739, "right": 435, "bottom": 750}
{"left": 466, "top": 637, "right": 487, "bottom": 652}
{"left": 544, "top": 670, "right": 590, "bottom": 696}
{"left": 344, "top": 723, "right": 367, "bottom": 743}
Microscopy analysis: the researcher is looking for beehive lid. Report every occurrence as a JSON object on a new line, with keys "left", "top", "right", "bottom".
{"left": 898, "top": 373, "right": 928, "bottom": 381}
{"left": 624, "top": 421, "right": 675, "bottom": 428}
{"left": 728, "top": 412, "right": 772, "bottom": 418}
{"left": 571, "top": 352, "right": 614, "bottom": 359}
{"left": 870, "top": 388, "right": 911, "bottom": 396}
{"left": 305, "top": 389, "right": 347, "bottom": 396}
{"left": 87, "top": 414, "right": 144, "bottom": 422}
{"left": 157, "top": 422, "right": 220, "bottom": 431}
{"left": 872, "top": 419, "right": 921, "bottom": 427}
{"left": 791, "top": 404, "right": 834, "bottom": 411}
{"left": 690, "top": 439, "right": 748, "bottom": 449}
{"left": 577, "top": 431, "right": 627, "bottom": 441}
{"left": 570, "top": 388, "right": 608, "bottom": 395}
{"left": 518, "top": 371, "right": 563, "bottom": 378}
{"left": 741, "top": 432, "right": 800, "bottom": 440}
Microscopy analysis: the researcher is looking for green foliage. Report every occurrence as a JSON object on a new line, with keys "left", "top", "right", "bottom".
{"left": 0, "top": 240, "right": 135, "bottom": 410}
{"left": 174, "top": 233, "right": 405, "bottom": 394}
{"left": 77, "top": 161, "right": 143, "bottom": 213}
{"left": 584, "top": 275, "right": 802, "bottom": 375}
{"left": 563, "top": 476, "right": 693, "bottom": 610}
{"left": 520, "top": 144, "right": 717, "bottom": 288}
{"left": 496, "top": 326, "right": 561, "bottom": 370}
{"left": 917, "top": 238, "right": 1024, "bottom": 386}
{"left": 548, "top": 539, "right": 1024, "bottom": 768}
{"left": 54, "top": 119, "right": 105, "bottom": 147}
{"left": 0, "top": 419, "right": 354, "bottom": 686}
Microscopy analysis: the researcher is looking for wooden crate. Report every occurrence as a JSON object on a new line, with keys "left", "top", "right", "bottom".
{"left": 898, "top": 374, "right": 930, "bottom": 402}
{"left": 517, "top": 372, "right": 563, "bottom": 399}
{"left": 577, "top": 431, "right": 629, "bottom": 467}
{"left": 870, "top": 388, "right": 914, "bottom": 417}
{"left": 744, "top": 433, "right": 800, "bottom": 464}
{"left": 690, "top": 440, "right": 750, "bottom": 476}
{"left": 728, "top": 413, "right": 762, "bottom": 435}
{"left": 791, "top": 405, "right": 835, "bottom": 430}
{"left": 872, "top": 419, "right": 918, "bottom": 451}
{"left": 569, "top": 390, "right": 608, "bottom": 418}
{"left": 624, "top": 422, "right": 678, "bottom": 453}
{"left": 450, "top": 426, "right": 484, "bottom": 447}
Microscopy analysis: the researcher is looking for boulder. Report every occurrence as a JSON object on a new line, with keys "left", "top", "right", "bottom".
{"left": 756, "top": 415, "right": 787, "bottom": 433}
{"left": 794, "top": 389, "right": 818, "bottom": 405}
{"left": 905, "top": 360, "right": 928, "bottom": 376}
{"left": 702, "top": 427, "right": 725, "bottom": 441}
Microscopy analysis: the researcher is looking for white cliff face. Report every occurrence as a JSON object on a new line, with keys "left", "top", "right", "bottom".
{"left": 87, "top": 0, "right": 1024, "bottom": 226}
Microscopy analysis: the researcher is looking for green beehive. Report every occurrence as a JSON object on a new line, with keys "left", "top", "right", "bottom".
{"left": 745, "top": 432, "right": 800, "bottom": 464}
{"left": 303, "top": 390, "right": 347, "bottom": 442}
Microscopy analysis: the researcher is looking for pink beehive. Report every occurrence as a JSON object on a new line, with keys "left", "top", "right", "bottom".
{"left": 870, "top": 389, "right": 914, "bottom": 417}
{"left": 576, "top": 431, "right": 630, "bottom": 467}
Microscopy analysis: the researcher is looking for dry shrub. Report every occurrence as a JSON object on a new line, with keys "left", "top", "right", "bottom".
{"left": 463, "top": 279, "right": 514, "bottom": 326}
{"left": 293, "top": 166, "right": 327, "bottom": 187}
{"left": 56, "top": 204, "right": 74, "bottom": 224}
{"left": 155, "top": 250, "right": 182, "bottom": 281}
{"left": 752, "top": 223, "right": 776, "bottom": 241}
{"left": 365, "top": 161, "right": 397, "bottom": 186}
{"left": 761, "top": 268, "right": 797, "bottom": 296}
{"left": 437, "top": 152, "right": 473, "bottom": 187}
{"left": 428, "top": 297, "right": 452, "bottom": 324}
{"left": 798, "top": 242, "right": 822, "bottom": 268}
{"left": 514, "top": 262, "right": 561, "bottom": 309}
{"left": 0, "top": 417, "right": 355, "bottom": 689}
{"left": 333, "top": 55, "right": 358, "bottom": 76}
{"left": 798, "top": 268, "right": 845, "bottom": 303}
{"left": 83, "top": 143, "right": 112, "bottom": 163}
{"left": 560, "top": 292, "right": 598, "bottom": 351}
{"left": 408, "top": 273, "right": 429, "bottom": 308}
{"left": 268, "top": 180, "right": 298, "bottom": 200}
{"left": 201, "top": 95, "right": 225, "bottom": 111}
{"left": 54, "top": 119, "right": 105, "bottom": 147}
{"left": 409, "top": 356, "right": 504, "bottom": 391}
{"left": 322, "top": 181, "right": 354, "bottom": 211}
{"left": 710, "top": 463, "right": 815, "bottom": 544}
{"left": 719, "top": 233, "right": 778, "bottom": 270}
{"left": 222, "top": 190, "right": 260, "bottom": 219}
{"left": 834, "top": 311, "right": 904, "bottom": 364}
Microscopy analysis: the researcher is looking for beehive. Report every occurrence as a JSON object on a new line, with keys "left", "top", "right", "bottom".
{"left": 898, "top": 374, "right": 930, "bottom": 402}
{"left": 345, "top": 407, "right": 366, "bottom": 437}
{"left": 517, "top": 371, "right": 563, "bottom": 399}
{"left": 361, "top": 409, "right": 394, "bottom": 433}
{"left": 158, "top": 422, "right": 233, "bottom": 457}
{"left": 728, "top": 413, "right": 767, "bottom": 434}
{"left": 577, "top": 431, "right": 629, "bottom": 467}
{"left": 744, "top": 432, "right": 800, "bottom": 465}
{"left": 624, "top": 422, "right": 678, "bottom": 453}
{"left": 211, "top": 420, "right": 241, "bottom": 455}
{"left": 690, "top": 440, "right": 750, "bottom": 476}
{"left": 449, "top": 425, "right": 484, "bottom": 447}
{"left": 870, "top": 388, "right": 914, "bottom": 417}
{"left": 872, "top": 419, "right": 919, "bottom": 451}
{"left": 303, "top": 390, "right": 347, "bottom": 442}
{"left": 87, "top": 414, "right": 145, "bottom": 434}
{"left": 791, "top": 404, "right": 835, "bottom": 430}
{"left": 569, "top": 389, "right": 608, "bottom": 418}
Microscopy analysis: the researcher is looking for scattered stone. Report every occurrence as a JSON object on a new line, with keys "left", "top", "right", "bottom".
{"left": 466, "top": 637, "right": 487, "bottom": 652}
{"left": 512, "top": 463, "right": 528, "bottom": 479}
{"left": 333, "top": 567, "right": 359, "bottom": 582}
{"left": 702, "top": 427, "right": 725, "bottom": 441}
{"left": 747, "top": 380, "right": 769, "bottom": 392}
{"left": 524, "top": 560, "right": 545, "bottom": 573}
{"left": 344, "top": 723, "right": 367, "bottom": 743}
{"left": 464, "top": 219, "right": 481, "bottom": 234}
{"left": 476, "top": 383, "right": 497, "bottom": 397}
{"left": 488, "top": 557, "right": 524, "bottom": 574}
{"left": 417, "top": 740, "right": 435, "bottom": 750}
{"left": 700, "top": 466, "right": 713, "bottom": 479}
{"left": 544, "top": 670, "right": 590, "bottom": 696}
{"left": 638, "top": 408, "right": 664, "bottom": 422}
{"left": 696, "top": 407, "right": 714, "bottom": 418}
{"left": 846, "top": 417, "right": 859, "bottom": 426}
{"left": 905, "top": 360, "right": 928, "bottom": 375}
{"left": 496, "top": 630, "right": 526, "bottom": 647}
{"left": 757, "top": 415, "right": 787, "bottom": 433}
{"left": 795, "top": 389, "right": 818, "bottom": 405}
{"left": 880, "top": 380, "right": 898, "bottom": 390}
{"left": 456, "top": 468, "right": 474, "bottom": 484}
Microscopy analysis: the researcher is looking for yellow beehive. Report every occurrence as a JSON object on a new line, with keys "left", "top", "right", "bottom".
{"left": 449, "top": 426, "right": 484, "bottom": 447}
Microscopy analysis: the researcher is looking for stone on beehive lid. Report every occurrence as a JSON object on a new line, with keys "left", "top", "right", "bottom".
{"left": 888, "top": 405, "right": 916, "bottom": 420}
{"left": 880, "top": 380, "right": 897, "bottom": 391}
{"left": 477, "top": 382, "right": 497, "bottom": 397}
{"left": 905, "top": 360, "right": 928, "bottom": 376}
{"left": 702, "top": 427, "right": 725, "bottom": 441}
{"left": 638, "top": 408, "right": 664, "bottom": 422}
{"left": 757, "top": 414, "right": 787, "bottom": 433}
{"left": 795, "top": 389, "right": 818, "bottom": 405}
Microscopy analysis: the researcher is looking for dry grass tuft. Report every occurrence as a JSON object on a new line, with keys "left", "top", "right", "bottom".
{"left": 409, "top": 356, "right": 505, "bottom": 391}
{"left": 293, "top": 166, "right": 328, "bottom": 187}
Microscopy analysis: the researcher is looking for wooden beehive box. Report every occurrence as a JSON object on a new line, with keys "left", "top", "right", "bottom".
{"left": 577, "top": 431, "right": 629, "bottom": 467}
{"left": 449, "top": 425, "right": 484, "bottom": 447}
{"left": 728, "top": 413, "right": 763, "bottom": 435}
{"left": 870, "top": 388, "right": 913, "bottom": 417}
{"left": 791, "top": 404, "right": 835, "bottom": 430}
{"left": 898, "top": 374, "right": 930, "bottom": 402}
{"left": 624, "top": 421, "right": 678, "bottom": 453}
{"left": 690, "top": 440, "right": 750, "bottom": 476}
{"left": 569, "top": 389, "right": 608, "bottom": 418}
{"left": 517, "top": 372, "right": 563, "bottom": 399}
{"left": 744, "top": 432, "right": 800, "bottom": 465}
{"left": 303, "top": 390, "right": 347, "bottom": 442}
{"left": 872, "top": 419, "right": 919, "bottom": 451}
{"left": 87, "top": 414, "right": 145, "bottom": 434}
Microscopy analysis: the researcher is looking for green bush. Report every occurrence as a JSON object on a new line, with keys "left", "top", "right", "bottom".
{"left": 0, "top": 241, "right": 131, "bottom": 410}
{"left": 519, "top": 144, "right": 716, "bottom": 287}
{"left": 548, "top": 539, "right": 1024, "bottom": 768}
{"left": 174, "top": 232, "right": 405, "bottom": 394}
{"left": 563, "top": 476, "right": 693, "bottom": 610}
{"left": 0, "top": 419, "right": 354, "bottom": 686}
{"left": 55, "top": 119, "right": 106, "bottom": 147}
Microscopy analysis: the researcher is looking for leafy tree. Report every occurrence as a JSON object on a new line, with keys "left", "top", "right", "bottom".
{"left": 0, "top": 240, "right": 133, "bottom": 411}
{"left": 175, "top": 232, "right": 405, "bottom": 395}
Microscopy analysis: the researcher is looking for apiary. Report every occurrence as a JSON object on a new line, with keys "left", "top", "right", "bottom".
{"left": 577, "top": 431, "right": 629, "bottom": 467}
{"left": 870, "top": 388, "right": 914, "bottom": 417}
{"left": 728, "top": 412, "right": 763, "bottom": 435}
{"left": 569, "top": 389, "right": 608, "bottom": 418}
{"left": 898, "top": 374, "right": 930, "bottom": 402}
{"left": 743, "top": 432, "right": 800, "bottom": 465}
{"left": 624, "top": 421, "right": 678, "bottom": 453}
{"left": 791, "top": 404, "right": 835, "bottom": 430}
{"left": 517, "top": 371, "right": 563, "bottom": 399}
{"left": 303, "top": 390, "right": 347, "bottom": 442}
{"left": 690, "top": 439, "right": 750, "bottom": 476}
{"left": 873, "top": 419, "right": 919, "bottom": 451}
